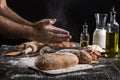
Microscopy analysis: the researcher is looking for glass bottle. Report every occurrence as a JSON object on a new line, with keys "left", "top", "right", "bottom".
{"left": 105, "top": 7, "right": 119, "bottom": 58}
{"left": 80, "top": 22, "right": 90, "bottom": 48}
{"left": 93, "top": 13, "right": 108, "bottom": 49}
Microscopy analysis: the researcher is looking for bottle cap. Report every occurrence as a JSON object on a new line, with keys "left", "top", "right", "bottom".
{"left": 82, "top": 22, "right": 89, "bottom": 33}
{"left": 83, "top": 22, "right": 88, "bottom": 28}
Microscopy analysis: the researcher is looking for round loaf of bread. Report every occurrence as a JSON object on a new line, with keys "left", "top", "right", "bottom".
{"left": 34, "top": 52, "right": 79, "bottom": 70}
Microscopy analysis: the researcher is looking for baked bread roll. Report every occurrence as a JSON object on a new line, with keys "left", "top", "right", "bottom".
{"left": 34, "top": 52, "right": 79, "bottom": 70}
{"left": 56, "top": 49, "right": 92, "bottom": 64}
{"left": 64, "top": 50, "right": 92, "bottom": 64}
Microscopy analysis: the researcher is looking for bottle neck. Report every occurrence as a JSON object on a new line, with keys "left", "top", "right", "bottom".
{"left": 95, "top": 14, "right": 107, "bottom": 29}
{"left": 110, "top": 14, "right": 116, "bottom": 23}
{"left": 82, "top": 27, "right": 88, "bottom": 33}
{"left": 96, "top": 24, "right": 105, "bottom": 29}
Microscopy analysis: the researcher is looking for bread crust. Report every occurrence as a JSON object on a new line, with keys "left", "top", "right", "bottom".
{"left": 35, "top": 52, "right": 79, "bottom": 70}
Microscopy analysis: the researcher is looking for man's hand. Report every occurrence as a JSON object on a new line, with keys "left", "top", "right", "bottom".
{"left": 32, "top": 19, "right": 71, "bottom": 43}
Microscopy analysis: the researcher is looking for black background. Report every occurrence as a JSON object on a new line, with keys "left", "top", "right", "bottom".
{"left": 5, "top": 0, "right": 120, "bottom": 45}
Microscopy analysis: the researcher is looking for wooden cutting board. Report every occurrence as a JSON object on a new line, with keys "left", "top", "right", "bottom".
{"left": 41, "top": 64, "right": 93, "bottom": 75}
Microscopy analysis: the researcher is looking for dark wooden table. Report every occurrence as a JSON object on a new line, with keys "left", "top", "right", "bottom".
{"left": 0, "top": 45, "right": 120, "bottom": 80}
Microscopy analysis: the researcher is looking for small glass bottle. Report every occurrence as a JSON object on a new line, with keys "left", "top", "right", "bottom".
{"left": 80, "top": 22, "right": 90, "bottom": 48}
{"left": 105, "top": 7, "right": 119, "bottom": 58}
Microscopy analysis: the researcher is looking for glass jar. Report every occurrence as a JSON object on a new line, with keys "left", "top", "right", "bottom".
{"left": 93, "top": 13, "right": 108, "bottom": 49}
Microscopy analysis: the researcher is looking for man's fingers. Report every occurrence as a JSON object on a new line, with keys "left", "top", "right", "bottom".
{"left": 54, "top": 34, "right": 71, "bottom": 39}
{"left": 48, "top": 19, "right": 56, "bottom": 25}
{"left": 50, "top": 34, "right": 72, "bottom": 42}
{"left": 48, "top": 26, "right": 70, "bottom": 35}
{"left": 49, "top": 38, "right": 69, "bottom": 43}
{"left": 49, "top": 35, "right": 72, "bottom": 43}
{"left": 40, "top": 19, "right": 56, "bottom": 25}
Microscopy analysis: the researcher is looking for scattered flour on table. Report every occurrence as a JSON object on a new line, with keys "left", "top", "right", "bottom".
{"left": 8, "top": 57, "right": 37, "bottom": 68}
{"left": 7, "top": 56, "right": 107, "bottom": 75}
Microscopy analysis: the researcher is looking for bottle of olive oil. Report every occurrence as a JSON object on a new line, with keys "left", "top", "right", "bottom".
{"left": 80, "top": 22, "right": 90, "bottom": 48}
{"left": 105, "top": 7, "right": 119, "bottom": 58}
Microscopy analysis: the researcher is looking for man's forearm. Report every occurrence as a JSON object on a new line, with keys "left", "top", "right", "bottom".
{"left": 0, "top": 0, "right": 34, "bottom": 26}
{"left": 0, "top": 15, "right": 34, "bottom": 40}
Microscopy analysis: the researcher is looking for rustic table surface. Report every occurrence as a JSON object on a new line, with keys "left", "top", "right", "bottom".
{"left": 0, "top": 45, "right": 120, "bottom": 80}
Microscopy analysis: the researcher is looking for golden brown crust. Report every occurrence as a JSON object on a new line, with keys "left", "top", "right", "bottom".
{"left": 34, "top": 52, "right": 79, "bottom": 70}
{"left": 75, "top": 50, "right": 92, "bottom": 64}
